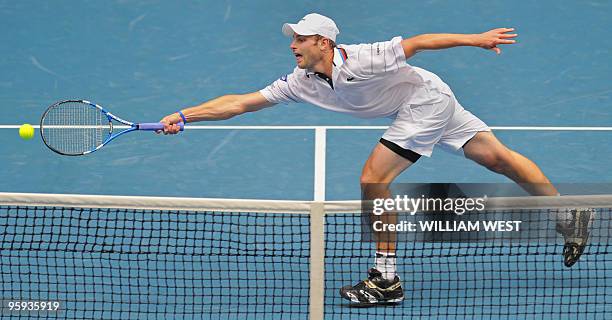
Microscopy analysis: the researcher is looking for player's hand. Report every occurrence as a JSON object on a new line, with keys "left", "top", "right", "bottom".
{"left": 475, "top": 28, "right": 517, "bottom": 54}
{"left": 157, "top": 113, "right": 183, "bottom": 135}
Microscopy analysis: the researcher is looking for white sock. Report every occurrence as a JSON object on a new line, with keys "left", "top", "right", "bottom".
{"left": 375, "top": 251, "right": 397, "bottom": 281}
{"left": 553, "top": 193, "right": 574, "bottom": 230}
{"left": 556, "top": 208, "right": 574, "bottom": 230}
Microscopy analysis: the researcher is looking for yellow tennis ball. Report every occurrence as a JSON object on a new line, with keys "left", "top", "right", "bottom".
{"left": 19, "top": 124, "right": 35, "bottom": 140}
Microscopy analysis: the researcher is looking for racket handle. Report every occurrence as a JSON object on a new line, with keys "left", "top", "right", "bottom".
{"left": 138, "top": 122, "right": 185, "bottom": 131}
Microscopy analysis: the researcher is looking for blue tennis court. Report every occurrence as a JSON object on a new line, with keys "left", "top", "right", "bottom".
{"left": 1, "top": 1, "right": 611, "bottom": 319}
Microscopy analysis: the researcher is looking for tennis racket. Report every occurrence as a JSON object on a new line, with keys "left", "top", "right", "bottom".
{"left": 40, "top": 99, "right": 184, "bottom": 156}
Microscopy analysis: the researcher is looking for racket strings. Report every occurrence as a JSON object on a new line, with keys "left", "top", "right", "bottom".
{"left": 41, "top": 101, "right": 111, "bottom": 155}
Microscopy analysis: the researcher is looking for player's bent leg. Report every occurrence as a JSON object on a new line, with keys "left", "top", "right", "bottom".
{"left": 462, "top": 131, "right": 593, "bottom": 267}
{"left": 340, "top": 141, "right": 417, "bottom": 306}
{"left": 462, "top": 131, "right": 558, "bottom": 196}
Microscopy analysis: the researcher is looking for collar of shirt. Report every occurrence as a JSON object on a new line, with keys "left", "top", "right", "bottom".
{"left": 305, "top": 47, "right": 347, "bottom": 89}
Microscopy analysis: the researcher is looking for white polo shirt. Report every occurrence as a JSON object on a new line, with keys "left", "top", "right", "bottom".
{"left": 260, "top": 36, "right": 454, "bottom": 118}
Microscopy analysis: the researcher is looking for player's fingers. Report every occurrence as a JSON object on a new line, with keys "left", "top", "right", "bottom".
{"left": 155, "top": 119, "right": 167, "bottom": 134}
{"left": 162, "top": 123, "right": 173, "bottom": 135}
{"left": 169, "top": 124, "right": 180, "bottom": 134}
{"left": 497, "top": 39, "right": 516, "bottom": 44}
{"left": 500, "top": 33, "right": 518, "bottom": 39}
{"left": 492, "top": 28, "right": 515, "bottom": 36}
{"left": 490, "top": 47, "right": 501, "bottom": 54}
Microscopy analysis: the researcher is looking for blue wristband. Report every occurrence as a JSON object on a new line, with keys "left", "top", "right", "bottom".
{"left": 177, "top": 111, "right": 187, "bottom": 123}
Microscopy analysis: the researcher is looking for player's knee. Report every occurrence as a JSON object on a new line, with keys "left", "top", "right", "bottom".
{"left": 360, "top": 174, "right": 391, "bottom": 200}
{"left": 360, "top": 168, "right": 392, "bottom": 186}
{"left": 360, "top": 171, "right": 378, "bottom": 185}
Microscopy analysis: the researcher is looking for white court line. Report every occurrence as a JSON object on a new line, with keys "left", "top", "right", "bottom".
{"left": 1, "top": 125, "right": 612, "bottom": 131}
{"left": 314, "top": 128, "right": 326, "bottom": 201}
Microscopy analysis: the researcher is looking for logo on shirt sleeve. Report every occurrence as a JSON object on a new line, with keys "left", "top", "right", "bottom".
{"left": 280, "top": 74, "right": 288, "bottom": 82}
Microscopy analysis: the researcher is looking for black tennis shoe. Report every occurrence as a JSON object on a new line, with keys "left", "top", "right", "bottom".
{"left": 339, "top": 268, "right": 404, "bottom": 306}
{"left": 556, "top": 208, "right": 595, "bottom": 267}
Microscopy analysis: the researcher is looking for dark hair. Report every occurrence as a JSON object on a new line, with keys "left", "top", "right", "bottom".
{"left": 314, "top": 35, "right": 336, "bottom": 48}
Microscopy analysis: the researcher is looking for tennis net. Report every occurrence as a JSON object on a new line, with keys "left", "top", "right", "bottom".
{"left": 1, "top": 192, "right": 611, "bottom": 319}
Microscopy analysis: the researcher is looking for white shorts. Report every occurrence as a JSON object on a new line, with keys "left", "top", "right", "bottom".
{"left": 381, "top": 93, "right": 489, "bottom": 157}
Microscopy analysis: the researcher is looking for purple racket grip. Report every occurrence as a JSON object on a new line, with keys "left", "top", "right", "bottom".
{"left": 138, "top": 122, "right": 184, "bottom": 131}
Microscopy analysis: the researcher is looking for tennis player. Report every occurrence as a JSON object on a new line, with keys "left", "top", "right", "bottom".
{"left": 160, "top": 13, "right": 594, "bottom": 306}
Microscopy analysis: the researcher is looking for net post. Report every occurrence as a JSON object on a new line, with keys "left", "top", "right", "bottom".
{"left": 309, "top": 201, "right": 325, "bottom": 320}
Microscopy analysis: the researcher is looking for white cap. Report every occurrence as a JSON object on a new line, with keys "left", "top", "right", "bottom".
{"left": 282, "top": 13, "right": 339, "bottom": 42}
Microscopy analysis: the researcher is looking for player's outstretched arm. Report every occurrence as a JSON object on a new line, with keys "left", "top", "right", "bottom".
{"left": 159, "top": 92, "right": 275, "bottom": 134}
{"left": 401, "top": 28, "right": 517, "bottom": 59}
